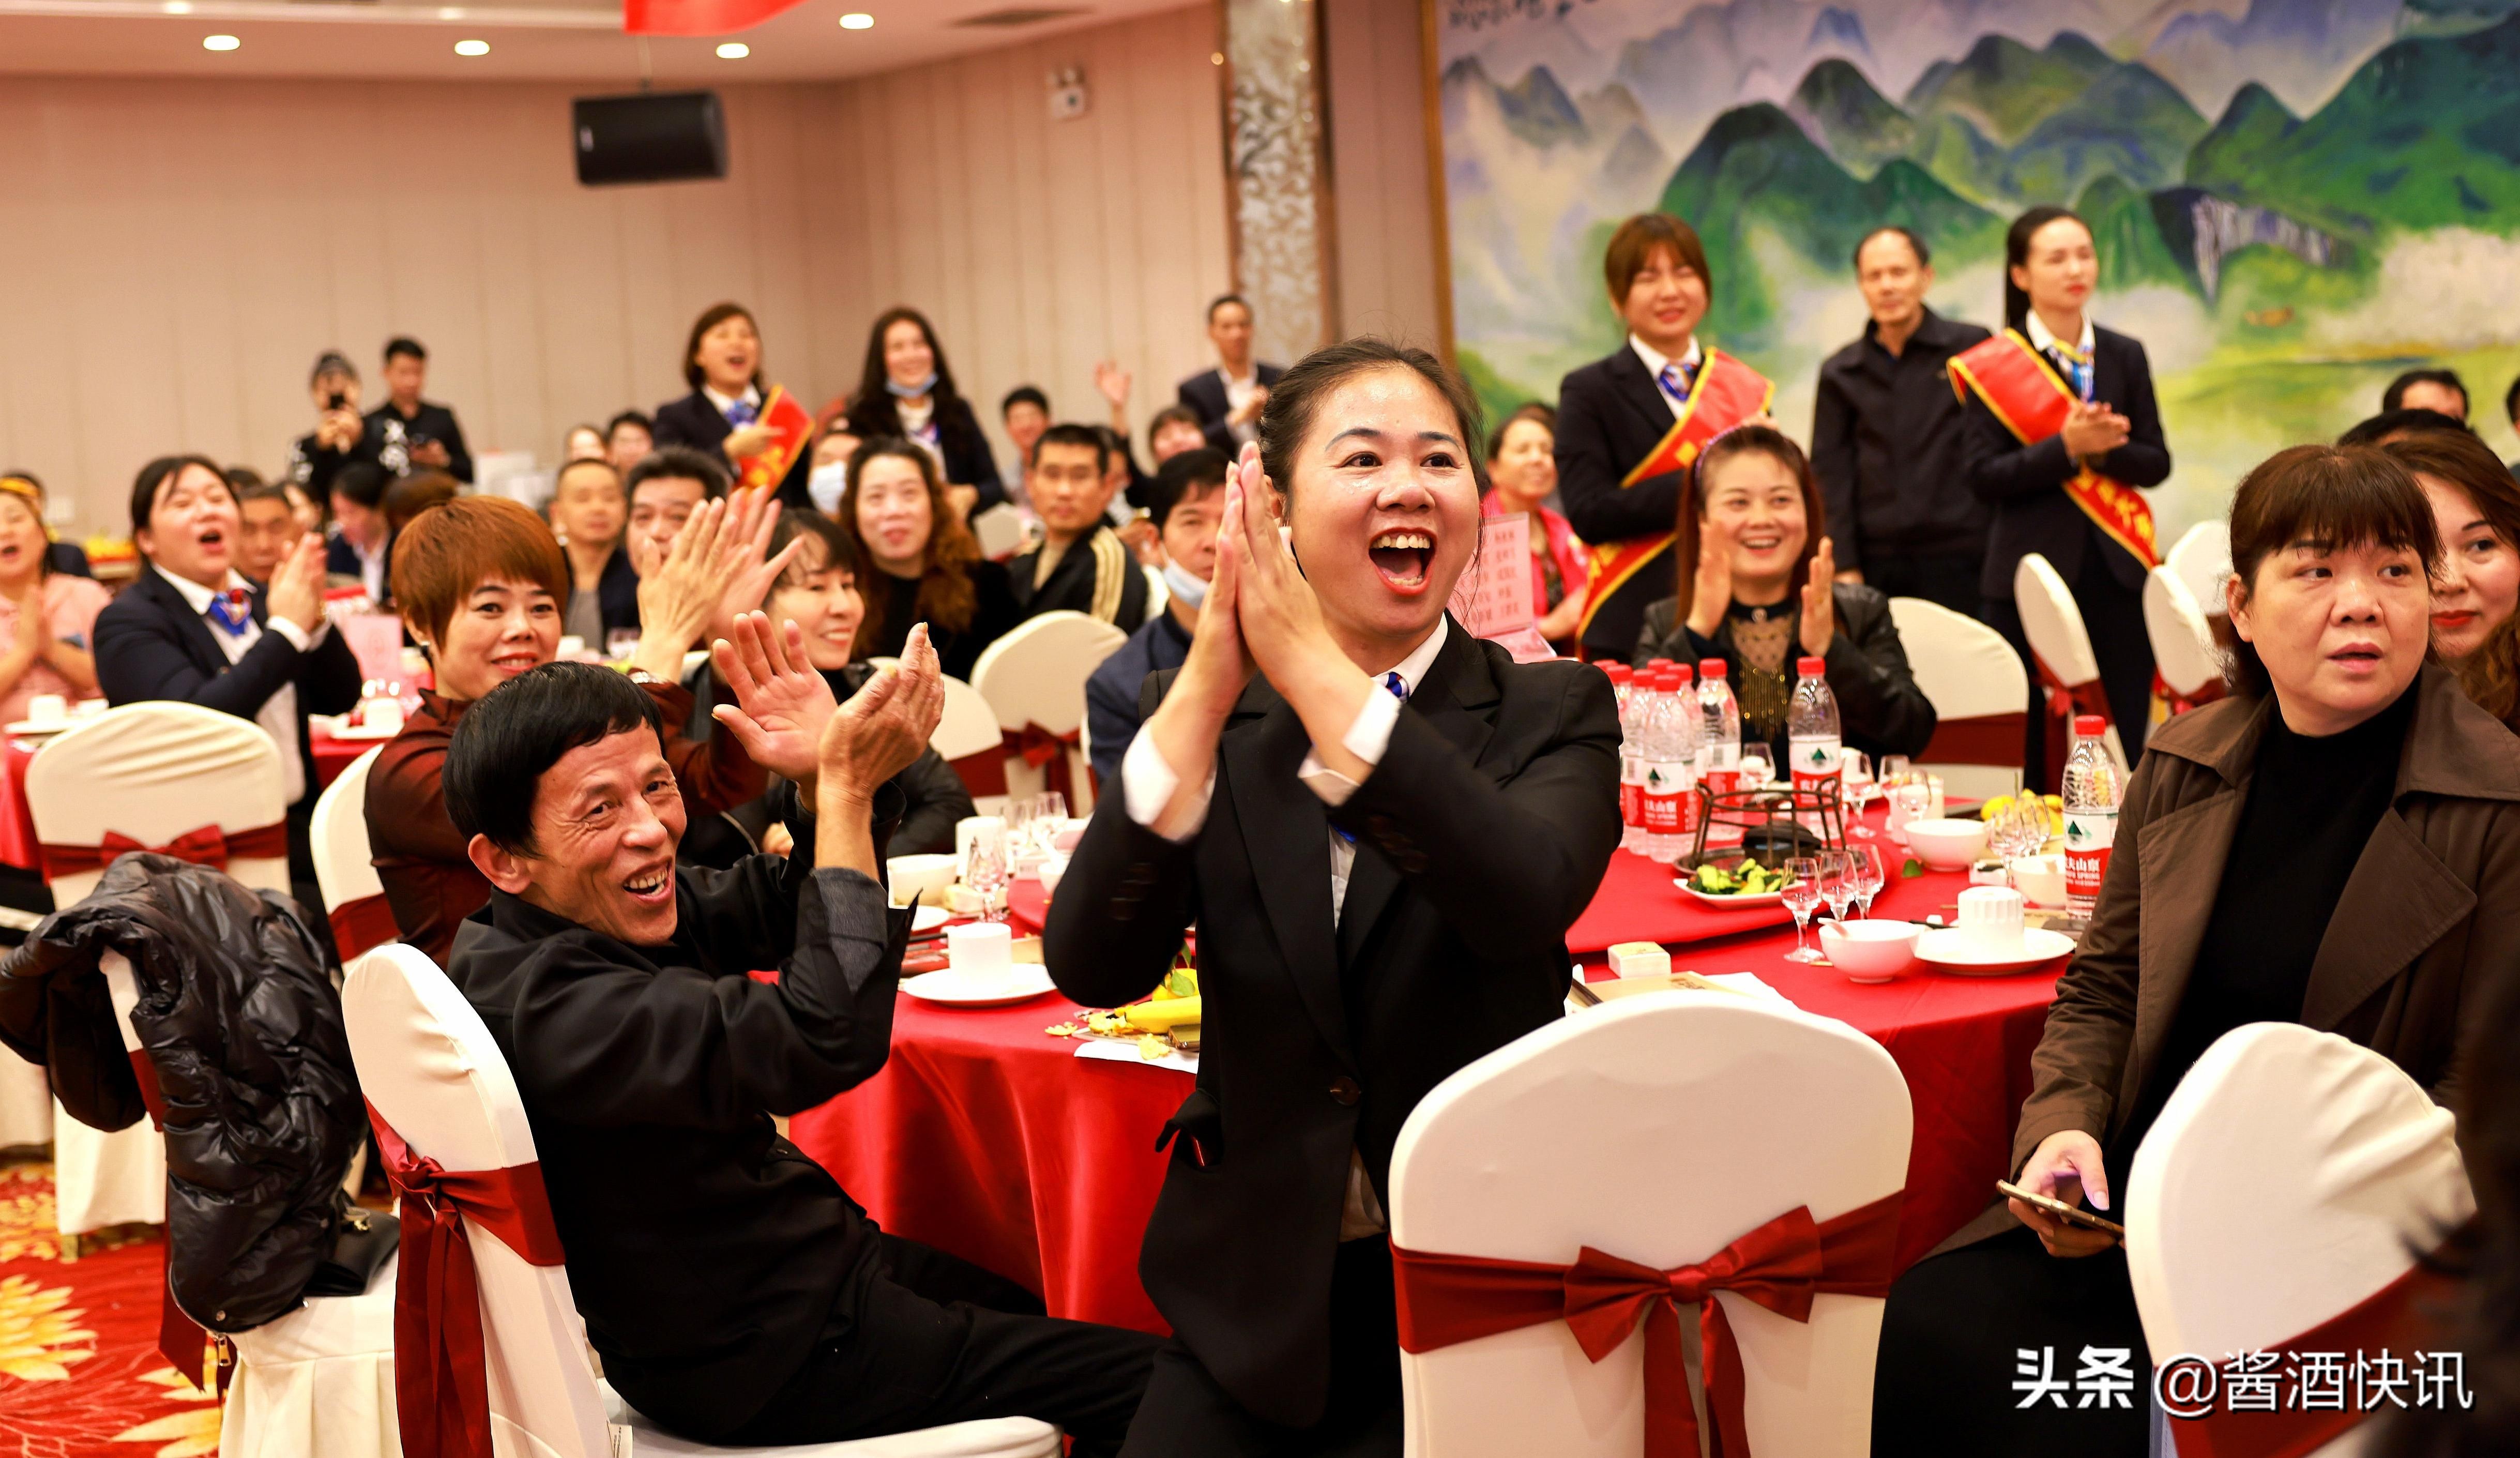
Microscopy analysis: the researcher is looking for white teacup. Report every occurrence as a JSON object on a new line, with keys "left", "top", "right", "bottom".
{"left": 1956, "top": 885, "right": 2027, "bottom": 953}
{"left": 359, "top": 697, "right": 405, "bottom": 735}
{"left": 24, "top": 694, "right": 67, "bottom": 727}
{"left": 945, "top": 921, "right": 1013, "bottom": 977}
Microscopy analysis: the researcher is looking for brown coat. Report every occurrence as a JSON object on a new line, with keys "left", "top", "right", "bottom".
{"left": 1944, "top": 665, "right": 2520, "bottom": 1252}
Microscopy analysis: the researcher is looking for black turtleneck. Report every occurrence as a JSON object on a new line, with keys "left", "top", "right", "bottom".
{"left": 2112, "top": 683, "right": 2418, "bottom": 1170}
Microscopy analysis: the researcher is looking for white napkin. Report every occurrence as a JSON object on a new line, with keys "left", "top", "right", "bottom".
{"left": 1074, "top": 1039, "right": 1198, "bottom": 1075}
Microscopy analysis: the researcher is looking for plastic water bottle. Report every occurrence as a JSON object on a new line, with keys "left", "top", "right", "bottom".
{"left": 2061, "top": 715, "right": 2122, "bottom": 920}
{"left": 1697, "top": 660, "right": 1742, "bottom": 848}
{"left": 1668, "top": 664, "right": 1698, "bottom": 846}
{"left": 1641, "top": 668, "right": 1697, "bottom": 862}
{"left": 1787, "top": 656, "right": 1843, "bottom": 836}
{"left": 1607, "top": 664, "right": 1644, "bottom": 854}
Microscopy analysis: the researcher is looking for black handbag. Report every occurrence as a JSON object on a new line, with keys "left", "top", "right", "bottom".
{"left": 303, "top": 1194, "right": 400, "bottom": 1298}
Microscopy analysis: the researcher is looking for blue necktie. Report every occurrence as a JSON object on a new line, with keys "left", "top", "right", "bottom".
{"left": 1658, "top": 361, "right": 1694, "bottom": 405}
{"left": 206, "top": 589, "right": 251, "bottom": 637}
{"left": 723, "top": 398, "right": 758, "bottom": 428}
{"left": 2045, "top": 344, "right": 2094, "bottom": 403}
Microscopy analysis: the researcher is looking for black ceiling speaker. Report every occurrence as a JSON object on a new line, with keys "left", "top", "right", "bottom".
{"left": 573, "top": 91, "right": 728, "bottom": 186}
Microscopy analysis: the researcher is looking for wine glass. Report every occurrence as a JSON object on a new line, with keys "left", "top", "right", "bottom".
{"left": 1031, "top": 792, "right": 1070, "bottom": 858}
{"left": 1842, "top": 750, "right": 1876, "bottom": 838}
{"left": 1781, "top": 857, "right": 1823, "bottom": 963}
{"left": 1818, "top": 850, "right": 1855, "bottom": 928}
{"left": 1847, "top": 843, "right": 1885, "bottom": 919}
{"left": 965, "top": 826, "right": 1010, "bottom": 922}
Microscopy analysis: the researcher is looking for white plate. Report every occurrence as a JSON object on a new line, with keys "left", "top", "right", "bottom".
{"left": 4, "top": 721, "right": 71, "bottom": 738}
{"left": 1674, "top": 877, "right": 1799, "bottom": 909}
{"left": 910, "top": 904, "right": 949, "bottom": 933}
{"left": 325, "top": 721, "right": 404, "bottom": 741}
{"left": 1914, "top": 927, "right": 2075, "bottom": 976}
{"left": 898, "top": 965, "right": 1056, "bottom": 1007}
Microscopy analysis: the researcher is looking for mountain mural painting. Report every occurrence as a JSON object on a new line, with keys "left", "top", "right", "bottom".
{"left": 1433, "top": 0, "right": 2520, "bottom": 548}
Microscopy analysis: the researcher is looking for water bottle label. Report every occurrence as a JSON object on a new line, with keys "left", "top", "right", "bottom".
{"left": 1642, "top": 760, "right": 1692, "bottom": 834}
{"left": 2064, "top": 809, "right": 2117, "bottom": 904}
{"left": 1789, "top": 737, "right": 1843, "bottom": 795}
{"left": 1620, "top": 755, "right": 1644, "bottom": 828}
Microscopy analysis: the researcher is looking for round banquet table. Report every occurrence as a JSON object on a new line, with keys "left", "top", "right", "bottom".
{"left": 787, "top": 813, "right": 2064, "bottom": 1335}
{"left": 0, "top": 723, "right": 370, "bottom": 873}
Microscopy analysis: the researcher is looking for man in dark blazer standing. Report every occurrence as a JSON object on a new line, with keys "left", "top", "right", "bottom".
{"left": 1048, "top": 346, "right": 1621, "bottom": 1455}
{"left": 96, "top": 455, "right": 363, "bottom": 901}
{"left": 1175, "top": 295, "right": 1283, "bottom": 457}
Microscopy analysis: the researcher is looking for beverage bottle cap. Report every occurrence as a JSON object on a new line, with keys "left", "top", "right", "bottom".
{"left": 1603, "top": 662, "right": 1630, "bottom": 682}
{"left": 1672, "top": 663, "right": 1694, "bottom": 685}
{"left": 1648, "top": 658, "right": 1674, "bottom": 672}
{"left": 2073, "top": 714, "right": 2107, "bottom": 737}
{"left": 1699, "top": 659, "right": 1727, "bottom": 678}
{"left": 1797, "top": 656, "right": 1825, "bottom": 677}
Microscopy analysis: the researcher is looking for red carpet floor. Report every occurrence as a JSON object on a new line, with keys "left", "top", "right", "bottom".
{"left": 0, "top": 1161, "right": 222, "bottom": 1457}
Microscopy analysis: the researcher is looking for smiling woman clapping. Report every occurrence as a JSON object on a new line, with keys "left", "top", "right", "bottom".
{"left": 1045, "top": 339, "right": 1621, "bottom": 1455}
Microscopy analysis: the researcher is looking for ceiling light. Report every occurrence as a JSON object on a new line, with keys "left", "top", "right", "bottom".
{"left": 839, "top": 12, "right": 873, "bottom": 28}
{"left": 454, "top": 38, "right": 488, "bottom": 55}
{"left": 161, "top": 1, "right": 192, "bottom": 12}
{"left": 202, "top": 33, "right": 239, "bottom": 50}
{"left": 716, "top": 40, "right": 749, "bottom": 57}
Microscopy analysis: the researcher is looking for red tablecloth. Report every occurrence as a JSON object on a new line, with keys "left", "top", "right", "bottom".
{"left": 0, "top": 723, "right": 370, "bottom": 873}
{"left": 797, "top": 823, "right": 2061, "bottom": 1332}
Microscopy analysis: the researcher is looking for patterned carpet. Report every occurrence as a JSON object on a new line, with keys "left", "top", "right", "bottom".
{"left": 0, "top": 1161, "right": 223, "bottom": 1457}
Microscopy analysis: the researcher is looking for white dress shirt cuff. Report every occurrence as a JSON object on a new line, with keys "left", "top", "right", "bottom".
{"left": 1121, "top": 725, "right": 1213, "bottom": 842}
{"left": 265, "top": 617, "right": 312, "bottom": 653}
{"left": 1296, "top": 682, "right": 1402, "bottom": 808}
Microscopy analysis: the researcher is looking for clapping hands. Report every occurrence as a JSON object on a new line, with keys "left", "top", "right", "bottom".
{"left": 1799, "top": 536, "right": 1837, "bottom": 656}
{"left": 264, "top": 533, "right": 328, "bottom": 635}
{"left": 814, "top": 624, "right": 945, "bottom": 808}
{"left": 708, "top": 611, "right": 839, "bottom": 786}
{"left": 2059, "top": 401, "right": 2131, "bottom": 462}
{"left": 630, "top": 488, "right": 803, "bottom": 681}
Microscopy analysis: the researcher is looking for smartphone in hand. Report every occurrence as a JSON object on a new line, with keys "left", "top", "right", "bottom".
{"left": 1997, "top": 1179, "right": 2127, "bottom": 1239}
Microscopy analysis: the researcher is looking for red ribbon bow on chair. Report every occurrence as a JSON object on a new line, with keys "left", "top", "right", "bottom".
{"left": 1393, "top": 1192, "right": 1902, "bottom": 1458}
{"left": 369, "top": 1104, "right": 569, "bottom": 1458}
{"left": 1000, "top": 723, "right": 1081, "bottom": 803}
{"left": 38, "top": 821, "right": 290, "bottom": 879}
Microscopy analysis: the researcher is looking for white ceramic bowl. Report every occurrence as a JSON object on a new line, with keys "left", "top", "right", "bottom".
{"left": 1903, "top": 817, "right": 1987, "bottom": 871}
{"left": 2009, "top": 853, "right": 2068, "bottom": 908}
{"left": 888, "top": 853, "right": 959, "bottom": 907}
{"left": 1819, "top": 920, "right": 1921, "bottom": 982}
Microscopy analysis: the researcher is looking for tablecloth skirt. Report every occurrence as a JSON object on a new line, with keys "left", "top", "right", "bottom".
{"left": 0, "top": 1050, "right": 49, "bottom": 1149}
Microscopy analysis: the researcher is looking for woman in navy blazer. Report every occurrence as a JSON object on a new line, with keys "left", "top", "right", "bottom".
{"left": 844, "top": 307, "right": 1002, "bottom": 519}
{"left": 653, "top": 302, "right": 813, "bottom": 510}
{"left": 1959, "top": 206, "right": 2171, "bottom": 767}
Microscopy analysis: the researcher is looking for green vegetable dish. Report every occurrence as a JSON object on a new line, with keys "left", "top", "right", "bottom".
{"left": 1689, "top": 858, "right": 1797, "bottom": 896}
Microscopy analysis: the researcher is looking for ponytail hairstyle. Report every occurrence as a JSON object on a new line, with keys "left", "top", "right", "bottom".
{"left": 2002, "top": 205, "right": 2086, "bottom": 336}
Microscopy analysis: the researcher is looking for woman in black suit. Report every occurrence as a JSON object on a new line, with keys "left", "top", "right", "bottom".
{"left": 1046, "top": 339, "right": 1622, "bottom": 1456}
{"left": 1956, "top": 206, "right": 2171, "bottom": 767}
{"left": 652, "top": 302, "right": 813, "bottom": 509}
{"left": 844, "top": 307, "right": 1002, "bottom": 521}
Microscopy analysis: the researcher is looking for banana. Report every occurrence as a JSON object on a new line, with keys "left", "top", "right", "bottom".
{"left": 1125, "top": 995, "right": 1203, "bottom": 1032}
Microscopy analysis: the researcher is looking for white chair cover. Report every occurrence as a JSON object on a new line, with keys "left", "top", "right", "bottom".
{"left": 968, "top": 612, "right": 1126, "bottom": 813}
{"left": 2143, "top": 569, "right": 2223, "bottom": 701}
{"left": 2127, "top": 1023, "right": 2472, "bottom": 1458}
{"left": 1886, "top": 596, "right": 2029, "bottom": 798}
{"left": 1389, "top": 992, "right": 1912, "bottom": 1457}
{"left": 343, "top": 944, "right": 1060, "bottom": 1458}
{"left": 2166, "top": 521, "right": 2233, "bottom": 619}
{"left": 932, "top": 675, "right": 1004, "bottom": 763}
{"left": 219, "top": 1250, "right": 402, "bottom": 1458}
{"left": 314, "top": 745, "right": 395, "bottom": 957}
{"left": 27, "top": 704, "right": 287, "bottom": 1241}
{"left": 2012, "top": 553, "right": 2129, "bottom": 774}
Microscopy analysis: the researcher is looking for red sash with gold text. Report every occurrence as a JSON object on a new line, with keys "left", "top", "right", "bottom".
{"left": 1577, "top": 348, "right": 1773, "bottom": 641}
{"left": 1947, "top": 331, "right": 2159, "bottom": 569}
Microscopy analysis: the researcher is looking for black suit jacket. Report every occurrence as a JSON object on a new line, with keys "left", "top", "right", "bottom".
{"left": 1554, "top": 345, "right": 1695, "bottom": 662}
{"left": 652, "top": 391, "right": 814, "bottom": 511}
{"left": 93, "top": 568, "right": 364, "bottom": 811}
{"left": 1176, "top": 363, "right": 1285, "bottom": 455}
{"left": 592, "top": 543, "right": 642, "bottom": 638}
{"left": 1044, "top": 623, "right": 1621, "bottom": 1427}
{"left": 1960, "top": 325, "right": 2171, "bottom": 599}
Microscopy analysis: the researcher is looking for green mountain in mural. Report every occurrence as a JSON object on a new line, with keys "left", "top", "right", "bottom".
{"left": 1657, "top": 102, "right": 2001, "bottom": 343}
{"left": 2075, "top": 174, "right": 2196, "bottom": 293}
{"left": 1788, "top": 59, "right": 1916, "bottom": 176}
{"left": 2183, "top": 11, "right": 2520, "bottom": 238}
{"left": 1905, "top": 111, "right": 2012, "bottom": 206}
{"left": 1904, "top": 33, "right": 2115, "bottom": 147}
{"left": 2004, "top": 62, "right": 2210, "bottom": 199}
